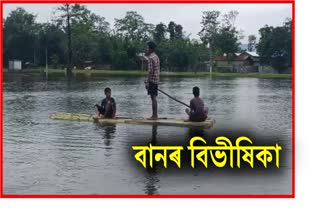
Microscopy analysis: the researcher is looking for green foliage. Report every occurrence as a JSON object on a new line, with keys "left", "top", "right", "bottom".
{"left": 199, "top": 10, "right": 241, "bottom": 57}
{"left": 3, "top": 6, "right": 291, "bottom": 74}
{"left": 153, "top": 23, "right": 167, "bottom": 43}
{"left": 50, "top": 54, "right": 60, "bottom": 68}
{"left": 199, "top": 10, "right": 220, "bottom": 47}
{"left": 174, "top": 24, "right": 183, "bottom": 40}
{"left": 3, "top": 8, "right": 40, "bottom": 66}
{"left": 38, "top": 23, "right": 66, "bottom": 66}
{"left": 114, "top": 11, "right": 154, "bottom": 41}
{"left": 214, "top": 26, "right": 240, "bottom": 55}
{"left": 256, "top": 19, "right": 292, "bottom": 72}
{"left": 168, "top": 21, "right": 176, "bottom": 41}
{"left": 156, "top": 39, "right": 206, "bottom": 72}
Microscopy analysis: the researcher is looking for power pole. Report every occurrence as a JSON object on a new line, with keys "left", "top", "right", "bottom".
{"left": 209, "top": 43, "right": 213, "bottom": 73}
{"left": 45, "top": 47, "right": 48, "bottom": 81}
{"left": 34, "top": 50, "right": 36, "bottom": 65}
{"left": 66, "top": 4, "right": 73, "bottom": 80}
{"left": 45, "top": 19, "right": 49, "bottom": 81}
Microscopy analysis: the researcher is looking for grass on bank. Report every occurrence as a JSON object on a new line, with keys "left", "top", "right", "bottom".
{"left": 45, "top": 69, "right": 292, "bottom": 79}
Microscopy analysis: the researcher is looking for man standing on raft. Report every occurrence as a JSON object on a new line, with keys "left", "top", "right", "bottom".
{"left": 144, "top": 41, "right": 160, "bottom": 120}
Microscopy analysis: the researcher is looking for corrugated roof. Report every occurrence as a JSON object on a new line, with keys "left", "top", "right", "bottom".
{"left": 215, "top": 54, "right": 251, "bottom": 62}
{"left": 236, "top": 54, "right": 250, "bottom": 61}
{"left": 245, "top": 51, "right": 260, "bottom": 57}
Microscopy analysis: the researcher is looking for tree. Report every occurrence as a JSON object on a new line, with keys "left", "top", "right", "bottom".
{"left": 198, "top": 11, "right": 220, "bottom": 72}
{"left": 199, "top": 10, "right": 241, "bottom": 69}
{"left": 199, "top": 11, "right": 220, "bottom": 47}
{"left": 158, "top": 38, "right": 200, "bottom": 72}
{"left": 166, "top": 22, "right": 184, "bottom": 41}
{"left": 247, "top": 34, "right": 257, "bottom": 51}
{"left": 38, "top": 23, "right": 66, "bottom": 67}
{"left": 3, "top": 8, "right": 40, "bottom": 66}
{"left": 153, "top": 23, "right": 167, "bottom": 43}
{"left": 218, "top": 10, "right": 241, "bottom": 56}
{"left": 221, "top": 10, "right": 239, "bottom": 28}
{"left": 96, "top": 35, "right": 113, "bottom": 65}
{"left": 54, "top": 4, "right": 76, "bottom": 79}
{"left": 91, "top": 14, "right": 110, "bottom": 33}
{"left": 4, "top": 6, "right": 243, "bottom": 74}
{"left": 168, "top": 21, "right": 176, "bottom": 41}
{"left": 113, "top": 11, "right": 155, "bottom": 70}
{"left": 214, "top": 26, "right": 240, "bottom": 57}
{"left": 114, "top": 11, "right": 153, "bottom": 41}
{"left": 256, "top": 19, "right": 292, "bottom": 72}
{"left": 174, "top": 24, "right": 183, "bottom": 40}
{"left": 54, "top": 4, "right": 111, "bottom": 70}
{"left": 50, "top": 54, "right": 60, "bottom": 69}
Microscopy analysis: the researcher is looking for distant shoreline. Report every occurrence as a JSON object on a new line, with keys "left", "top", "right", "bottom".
{"left": 3, "top": 69, "right": 292, "bottom": 81}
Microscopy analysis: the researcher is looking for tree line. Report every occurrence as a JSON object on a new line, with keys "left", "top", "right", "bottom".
{"left": 3, "top": 4, "right": 292, "bottom": 73}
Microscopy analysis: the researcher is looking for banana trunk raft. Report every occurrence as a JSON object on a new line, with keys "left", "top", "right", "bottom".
{"left": 50, "top": 112, "right": 215, "bottom": 128}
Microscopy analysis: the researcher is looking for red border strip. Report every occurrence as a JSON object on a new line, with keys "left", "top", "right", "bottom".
{"left": 0, "top": 0, "right": 295, "bottom": 198}
{"left": 291, "top": 0, "right": 295, "bottom": 198}
{"left": 2, "top": 194, "right": 294, "bottom": 198}
{"left": 0, "top": 0, "right": 3, "bottom": 200}
{"left": 1, "top": 0, "right": 294, "bottom": 3}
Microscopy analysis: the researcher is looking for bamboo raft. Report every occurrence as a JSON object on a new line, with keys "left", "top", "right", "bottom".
{"left": 50, "top": 112, "right": 215, "bottom": 128}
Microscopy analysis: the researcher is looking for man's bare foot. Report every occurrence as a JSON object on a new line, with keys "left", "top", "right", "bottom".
{"left": 147, "top": 115, "right": 158, "bottom": 120}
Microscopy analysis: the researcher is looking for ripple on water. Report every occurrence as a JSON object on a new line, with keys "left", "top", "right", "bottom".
{"left": 4, "top": 78, "right": 293, "bottom": 194}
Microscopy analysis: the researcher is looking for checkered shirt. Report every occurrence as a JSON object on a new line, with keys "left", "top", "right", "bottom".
{"left": 147, "top": 52, "right": 160, "bottom": 84}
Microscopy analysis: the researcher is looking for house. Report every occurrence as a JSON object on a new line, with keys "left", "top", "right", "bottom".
{"left": 80, "top": 61, "right": 112, "bottom": 70}
{"left": 83, "top": 61, "right": 94, "bottom": 70}
{"left": 242, "top": 51, "right": 260, "bottom": 66}
{"left": 8, "top": 60, "right": 22, "bottom": 72}
{"left": 214, "top": 51, "right": 260, "bottom": 73}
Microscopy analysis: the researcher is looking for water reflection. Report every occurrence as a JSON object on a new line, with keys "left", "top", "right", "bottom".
{"left": 188, "top": 127, "right": 205, "bottom": 140}
{"left": 144, "top": 167, "right": 160, "bottom": 195}
{"left": 103, "top": 125, "right": 117, "bottom": 147}
{"left": 143, "top": 125, "right": 160, "bottom": 195}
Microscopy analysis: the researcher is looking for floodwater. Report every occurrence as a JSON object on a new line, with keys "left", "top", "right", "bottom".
{"left": 3, "top": 76, "right": 292, "bottom": 195}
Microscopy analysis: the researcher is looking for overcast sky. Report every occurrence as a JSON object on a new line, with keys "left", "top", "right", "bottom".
{"left": 3, "top": 3, "right": 292, "bottom": 43}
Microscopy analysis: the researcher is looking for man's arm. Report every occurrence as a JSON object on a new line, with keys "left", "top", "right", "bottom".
{"left": 95, "top": 99, "right": 104, "bottom": 108}
{"left": 95, "top": 99, "right": 105, "bottom": 117}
